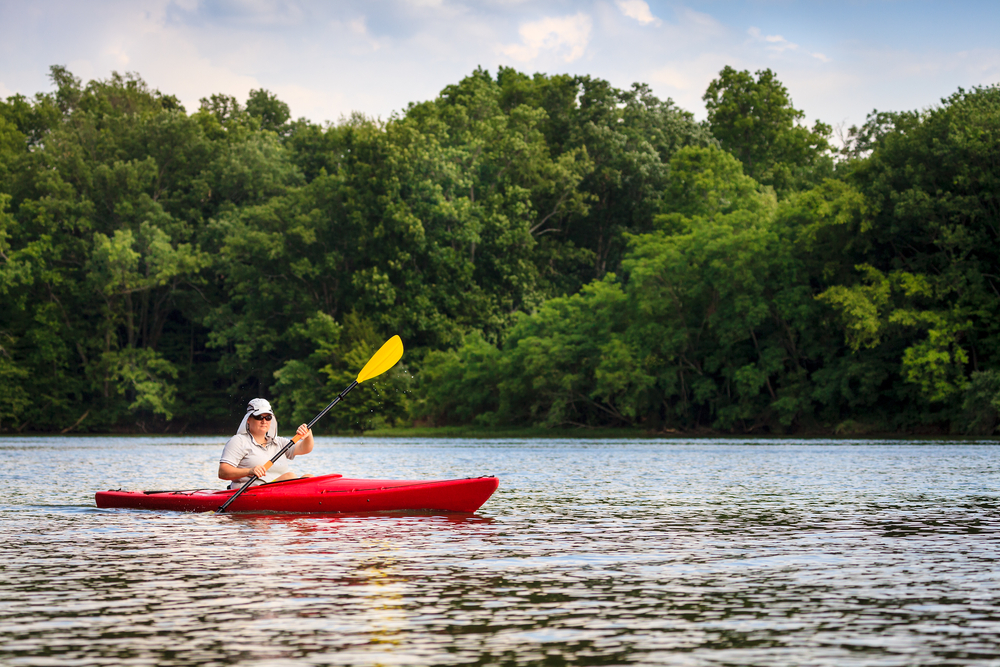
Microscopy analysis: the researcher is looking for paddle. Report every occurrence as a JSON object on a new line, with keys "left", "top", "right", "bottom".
{"left": 215, "top": 335, "right": 404, "bottom": 514}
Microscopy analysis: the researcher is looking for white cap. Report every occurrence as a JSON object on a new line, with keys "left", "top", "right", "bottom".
{"left": 246, "top": 398, "right": 274, "bottom": 416}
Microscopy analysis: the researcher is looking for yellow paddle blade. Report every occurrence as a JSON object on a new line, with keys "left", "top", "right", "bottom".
{"left": 356, "top": 335, "right": 404, "bottom": 384}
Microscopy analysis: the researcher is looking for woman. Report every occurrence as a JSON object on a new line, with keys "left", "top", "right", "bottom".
{"left": 218, "top": 398, "right": 314, "bottom": 488}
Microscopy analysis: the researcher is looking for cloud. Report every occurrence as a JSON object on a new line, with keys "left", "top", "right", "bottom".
{"left": 748, "top": 26, "right": 830, "bottom": 63}
{"left": 328, "top": 15, "right": 382, "bottom": 52}
{"left": 615, "top": 0, "right": 660, "bottom": 26}
{"left": 177, "top": 0, "right": 307, "bottom": 27}
{"left": 646, "top": 52, "right": 741, "bottom": 114}
{"left": 649, "top": 65, "right": 693, "bottom": 91}
{"left": 501, "top": 13, "right": 592, "bottom": 63}
{"left": 3, "top": 0, "right": 999, "bottom": 135}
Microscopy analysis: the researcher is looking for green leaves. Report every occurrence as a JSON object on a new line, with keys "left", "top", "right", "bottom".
{"left": 272, "top": 312, "right": 409, "bottom": 433}
{"left": 897, "top": 314, "right": 970, "bottom": 403}
{"left": 0, "top": 331, "right": 29, "bottom": 431}
{"left": 2, "top": 64, "right": 999, "bottom": 436}
{"left": 101, "top": 347, "right": 179, "bottom": 420}
{"left": 817, "top": 265, "right": 890, "bottom": 351}
{"left": 704, "top": 66, "right": 832, "bottom": 195}
{"left": 246, "top": 89, "right": 291, "bottom": 135}
{"left": 413, "top": 332, "right": 502, "bottom": 426}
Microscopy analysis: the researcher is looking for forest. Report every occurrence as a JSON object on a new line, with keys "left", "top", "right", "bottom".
{"left": 1, "top": 65, "right": 999, "bottom": 435}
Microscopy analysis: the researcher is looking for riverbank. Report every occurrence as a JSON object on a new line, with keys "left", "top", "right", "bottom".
{"left": 4, "top": 423, "right": 988, "bottom": 440}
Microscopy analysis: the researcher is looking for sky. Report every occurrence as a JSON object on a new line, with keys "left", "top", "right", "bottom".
{"left": 1, "top": 0, "right": 998, "bottom": 134}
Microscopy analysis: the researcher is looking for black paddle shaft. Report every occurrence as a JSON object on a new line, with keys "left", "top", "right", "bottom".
{"left": 215, "top": 380, "right": 359, "bottom": 514}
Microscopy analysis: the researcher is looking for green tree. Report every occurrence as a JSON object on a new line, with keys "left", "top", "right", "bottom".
{"left": 0, "top": 69, "right": 233, "bottom": 430}
{"left": 566, "top": 77, "right": 711, "bottom": 279}
{"left": 704, "top": 66, "right": 832, "bottom": 195}
{"left": 823, "top": 85, "right": 1000, "bottom": 428}
{"left": 412, "top": 331, "right": 502, "bottom": 426}
{"left": 246, "top": 89, "right": 291, "bottom": 135}
{"left": 272, "top": 311, "right": 409, "bottom": 433}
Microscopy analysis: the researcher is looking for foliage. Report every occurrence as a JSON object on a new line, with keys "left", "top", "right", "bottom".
{"left": 272, "top": 311, "right": 410, "bottom": 433}
{"left": 703, "top": 66, "right": 833, "bottom": 195}
{"left": 412, "top": 331, "right": 502, "bottom": 426}
{"left": 1, "top": 65, "right": 999, "bottom": 436}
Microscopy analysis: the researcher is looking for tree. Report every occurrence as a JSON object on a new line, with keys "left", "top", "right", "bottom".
{"left": 0, "top": 69, "right": 236, "bottom": 430}
{"left": 703, "top": 66, "right": 831, "bottom": 195}
{"left": 825, "top": 85, "right": 1000, "bottom": 427}
{"left": 246, "top": 89, "right": 291, "bottom": 135}
{"left": 566, "top": 77, "right": 711, "bottom": 279}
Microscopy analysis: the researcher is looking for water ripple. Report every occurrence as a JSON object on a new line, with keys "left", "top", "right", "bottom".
{"left": 1, "top": 438, "right": 998, "bottom": 666}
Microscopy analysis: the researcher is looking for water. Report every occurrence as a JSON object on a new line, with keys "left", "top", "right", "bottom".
{"left": 1, "top": 437, "right": 999, "bottom": 666}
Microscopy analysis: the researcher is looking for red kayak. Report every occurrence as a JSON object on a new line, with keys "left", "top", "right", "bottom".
{"left": 95, "top": 474, "right": 499, "bottom": 513}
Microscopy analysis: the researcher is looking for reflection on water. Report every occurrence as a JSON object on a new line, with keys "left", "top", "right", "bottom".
{"left": 1, "top": 438, "right": 999, "bottom": 666}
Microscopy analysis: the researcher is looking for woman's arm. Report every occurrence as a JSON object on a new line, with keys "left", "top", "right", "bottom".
{"left": 218, "top": 461, "right": 268, "bottom": 481}
{"left": 293, "top": 424, "right": 314, "bottom": 455}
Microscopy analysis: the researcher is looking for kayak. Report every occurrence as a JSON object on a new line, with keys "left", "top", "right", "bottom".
{"left": 95, "top": 473, "right": 499, "bottom": 513}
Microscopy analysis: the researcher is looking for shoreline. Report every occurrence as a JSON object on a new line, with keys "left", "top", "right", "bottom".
{"left": 1, "top": 425, "right": 997, "bottom": 441}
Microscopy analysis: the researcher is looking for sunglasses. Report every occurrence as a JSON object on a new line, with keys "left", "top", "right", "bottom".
{"left": 250, "top": 414, "right": 273, "bottom": 422}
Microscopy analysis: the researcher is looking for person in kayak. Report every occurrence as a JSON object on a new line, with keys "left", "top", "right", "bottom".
{"left": 218, "top": 398, "right": 314, "bottom": 488}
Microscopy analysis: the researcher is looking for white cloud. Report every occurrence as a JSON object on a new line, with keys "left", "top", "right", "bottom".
{"left": 270, "top": 81, "right": 349, "bottom": 122}
{"left": 677, "top": 7, "right": 724, "bottom": 34}
{"left": 105, "top": 44, "right": 131, "bottom": 68}
{"left": 92, "top": 6, "right": 262, "bottom": 111}
{"left": 200, "top": 0, "right": 307, "bottom": 27}
{"left": 2, "top": 0, "right": 999, "bottom": 134}
{"left": 748, "top": 26, "right": 831, "bottom": 63}
{"left": 650, "top": 65, "right": 693, "bottom": 91}
{"left": 331, "top": 15, "right": 382, "bottom": 52}
{"left": 645, "top": 52, "right": 741, "bottom": 115}
{"left": 616, "top": 0, "right": 660, "bottom": 26}
{"left": 501, "top": 13, "right": 592, "bottom": 63}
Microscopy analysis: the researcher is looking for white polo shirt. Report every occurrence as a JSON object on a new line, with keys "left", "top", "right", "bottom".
{"left": 220, "top": 433, "right": 297, "bottom": 488}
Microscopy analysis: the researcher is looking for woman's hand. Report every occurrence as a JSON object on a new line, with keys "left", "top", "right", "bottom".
{"left": 218, "top": 461, "right": 268, "bottom": 481}
{"left": 295, "top": 424, "right": 315, "bottom": 455}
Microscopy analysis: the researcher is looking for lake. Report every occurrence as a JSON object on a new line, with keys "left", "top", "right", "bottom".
{"left": 1, "top": 437, "right": 998, "bottom": 666}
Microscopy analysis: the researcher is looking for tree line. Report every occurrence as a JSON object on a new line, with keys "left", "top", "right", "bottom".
{"left": 1, "top": 65, "right": 999, "bottom": 435}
